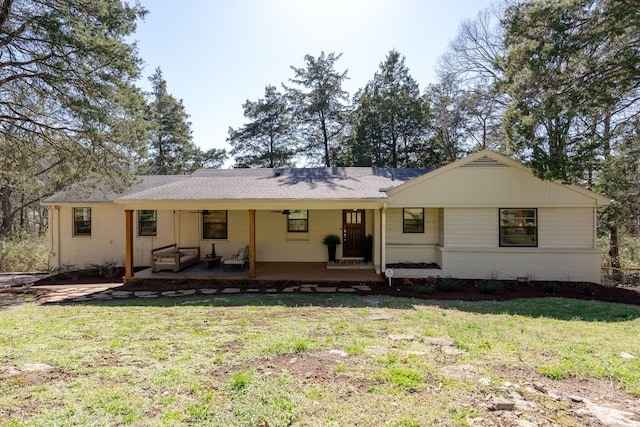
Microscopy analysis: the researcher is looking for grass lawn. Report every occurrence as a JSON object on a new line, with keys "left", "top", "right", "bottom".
{"left": 1, "top": 293, "right": 639, "bottom": 426}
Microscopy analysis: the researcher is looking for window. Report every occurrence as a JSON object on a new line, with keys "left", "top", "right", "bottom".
{"left": 138, "top": 210, "right": 157, "bottom": 237}
{"left": 499, "top": 208, "right": 537, "bottom": 247}
{"left": 73, "top": 207, "right": 91, "bottom": 237}
{"left": 287, "top": 210, "right": 308, "bottom": 232}
{"left": 203, "top": 210, "right": 227, "bottom": 239}
{"left": 403, "top": 208, "right": 424, "bottom": 233}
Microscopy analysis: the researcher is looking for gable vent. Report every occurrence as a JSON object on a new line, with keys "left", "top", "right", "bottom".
{"left": 462, "top": 156, "right": 509, "bottom": 168}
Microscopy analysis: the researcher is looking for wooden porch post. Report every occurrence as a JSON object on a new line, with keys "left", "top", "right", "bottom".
{"left": 249, "top": 209, "right": 256, "bottom": 278}
{"left": 124, "top": 209, "right": 134, "bottom": 283}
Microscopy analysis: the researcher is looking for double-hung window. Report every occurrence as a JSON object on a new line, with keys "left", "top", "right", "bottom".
{"left": 403, "top": 208, "right": 424, "bottom": 233}
{"left": 138, "top": 210, "right": 157, "bottom": 237}
{"left": 202, "top": 210, "right": 227, "bottom": 239}
{"left": 499, "top": 208, "right": 537, "bottom": 247}
{"left": 287, "top": 210, "right": 308, "bottom": 232}
{"left": 73, "top": 207, "right": 92, "bottom": 237}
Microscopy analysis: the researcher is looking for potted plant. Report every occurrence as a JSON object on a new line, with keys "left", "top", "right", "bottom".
{"left": 361, "top": 234, "right": 373, "bottom": 262}
{"left": 322, "top": 234, "right": 342, "bottom": 262}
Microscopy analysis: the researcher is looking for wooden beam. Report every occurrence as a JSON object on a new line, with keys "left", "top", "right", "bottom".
{"left": 249, "top": 209, "right": 256, "bottom": 278}
{"left": 124, "top": 209, "right": 134, "bottom": 283}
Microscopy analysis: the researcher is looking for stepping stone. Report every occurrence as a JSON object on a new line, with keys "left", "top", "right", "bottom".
{"left": 161, "top": 291, "right": 177, "bottom": 296}
{"left": 301, "top": 284, "right": 317, "bottom": 288}
{"left": 200, "top": 289, "right": 217, "bottom": 294}
{"left": 353, "top": 285, "right": 371, "bottom": 291}
{"left": 441, "top": 364, "right": 479, "bottom": 382}
{"left": 246, "top": 289, "right": 259, "bottom": 292}
{"left": 388, "top": 334, "right": 415, "bottom": 341}
{"left": 490, "top": 398, "right": 515, "bottom": 411}
{"left": 134, "top": 291, "right": 156, "bottom": 297}
{"left": 317, "top": 287, "right": 336, "bottom": 293}
{"left": 301, "top": 288, "right": 313, "bottom": 292}
{"left": 221, "top": 288, "right": 240, "bottom": 293}
{"left": 337, "top": 288, "right": 356, "bottom": 293}
{"left": 425, "top": 337, "right": 455, "bottom": 347}
{"left": 282, "top": 287, "right": 295, "bottom": 292}
{"left": 442, "top": 346, "right": 466, "bottom": 356}
{"left": 368, "top": 314, "right": 393, "bottom": 321}
{"left": 111, "top": 291, "right": 132, "bottom": 296}
{"left": 176, "top": 289, "right": 196, "bottom": 295}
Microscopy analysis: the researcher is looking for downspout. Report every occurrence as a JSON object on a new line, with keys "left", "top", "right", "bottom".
{"left": 381, "top": 203, "right": 387, "bottom": 272}
{"left": 51, "top": 205, "right": 61, "bottom": 270}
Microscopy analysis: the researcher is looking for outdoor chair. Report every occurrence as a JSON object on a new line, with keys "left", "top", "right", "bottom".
{"left": 223, "top": 246, "right": 249, "bottom": 270}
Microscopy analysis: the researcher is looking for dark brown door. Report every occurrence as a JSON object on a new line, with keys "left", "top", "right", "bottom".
{"left": 343, "top": 210, "right": 365, "bottom": 257}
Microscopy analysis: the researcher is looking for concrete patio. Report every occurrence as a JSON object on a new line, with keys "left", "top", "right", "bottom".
{"left": 133, "top": 261, "right": 384, "bottom": 283}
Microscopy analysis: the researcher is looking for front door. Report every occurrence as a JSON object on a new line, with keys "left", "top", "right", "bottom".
{"left": 342, "top": 210, "right": 365, "bottom": 258}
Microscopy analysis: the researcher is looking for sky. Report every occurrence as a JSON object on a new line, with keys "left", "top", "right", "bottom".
{"left": 131, "top": 0, "right": 495, "bottom": 160}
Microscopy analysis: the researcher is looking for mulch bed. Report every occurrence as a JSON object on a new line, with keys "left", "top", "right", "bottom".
{"left": 113, "top": 277, "right": 640, "bottom": 306}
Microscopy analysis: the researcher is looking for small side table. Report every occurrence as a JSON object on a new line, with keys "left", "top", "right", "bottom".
{"left": 202, "top": 255, "right": 222, "bottom": 269}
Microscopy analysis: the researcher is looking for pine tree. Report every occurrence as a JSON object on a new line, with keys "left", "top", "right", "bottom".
{"left": 285, "top": 52, "right": 349, "bottom": 166}
{"left": 228, "top": 85, "right": 295, "bottom": 168}
{"left": 142, "top": 68, "right": 225, "bottom": 175}
{"left": 351, "top": 50, "right": 428, "bottom": 168}
{"left": 0, "top": 0, "right": 148, "bottom": 235}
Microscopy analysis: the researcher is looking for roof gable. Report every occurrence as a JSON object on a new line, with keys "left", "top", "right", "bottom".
{"left": 387, "top": 150, "right": 611, "bottom": 207}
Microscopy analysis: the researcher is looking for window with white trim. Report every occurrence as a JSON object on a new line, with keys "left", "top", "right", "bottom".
{"left": 73, "top": 207, "right": 91, "bottom": 236}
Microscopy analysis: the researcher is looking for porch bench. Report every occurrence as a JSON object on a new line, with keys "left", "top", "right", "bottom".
{"left": 151, "top": 244, "right": 200, "bottom": 272}
{"left": 223, "top": 246, "right": 249, "bottom": 270}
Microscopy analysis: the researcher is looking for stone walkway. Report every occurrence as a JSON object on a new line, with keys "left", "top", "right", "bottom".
{"left": 35, "top": 283, "right": 375, "bottom": 304}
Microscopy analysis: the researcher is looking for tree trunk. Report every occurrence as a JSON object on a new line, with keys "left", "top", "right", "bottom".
{"left": 609, "top": 224, "right": 624, "bottom": 284}
{"left": 0, "top": 185, "right": 13, "bottom": 237}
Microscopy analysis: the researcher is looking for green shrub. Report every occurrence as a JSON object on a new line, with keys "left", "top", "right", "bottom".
{"left": 438, "top": 277, "right": 461, "bottom": 292}
{"left": 414, "top": 283, "right": 437, "bottom": 295}
{"left": 0, "top": 233, "right": 48, "bottom": 272}
{"left": 476, "top": 279, "right": 504, "bottom": 294}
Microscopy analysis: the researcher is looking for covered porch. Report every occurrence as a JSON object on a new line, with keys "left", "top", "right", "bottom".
{"left": 132, "top": 261, "right": 384, "bottom": 283}
{"left": 121, "top": 204, "right": 389, "bottom": 284}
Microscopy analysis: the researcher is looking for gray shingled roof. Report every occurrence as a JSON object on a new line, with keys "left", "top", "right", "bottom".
{"left": 44, "top": 167, "right": 430, "bottom": 203}
{"left": 119, "top": 167, "right": 429, "bottom": 202}
{"left": 43, "top": 175, "right": 189, "bottom": 203}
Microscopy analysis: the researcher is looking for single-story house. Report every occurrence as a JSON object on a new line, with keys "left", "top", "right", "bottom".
{"left": 42, "top": 150, "right": 611, "bottom": 284}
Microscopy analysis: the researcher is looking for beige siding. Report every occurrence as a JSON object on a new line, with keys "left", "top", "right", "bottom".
{"left": 49, "top": 207, "right": 378, "bottom": 268}
{"left": 255, "top": 210, "right": 342, "bottom": 262}
{"left": 389, "top": 165, "right": 600, "bottom": 207}
{"left": 53, "top": 204, "right": 127, "bottom": 268}
{"left": 539, "top": 208, "right": 595, "bottom": 248}
{"left": 385, "top": 208, "right": 439, "bottom": 263}
{"left": 446, "top": 208, "right": 497, "bottom": 247}
{"left": 440, "top": 248, "right": 602, "bottom": 283}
